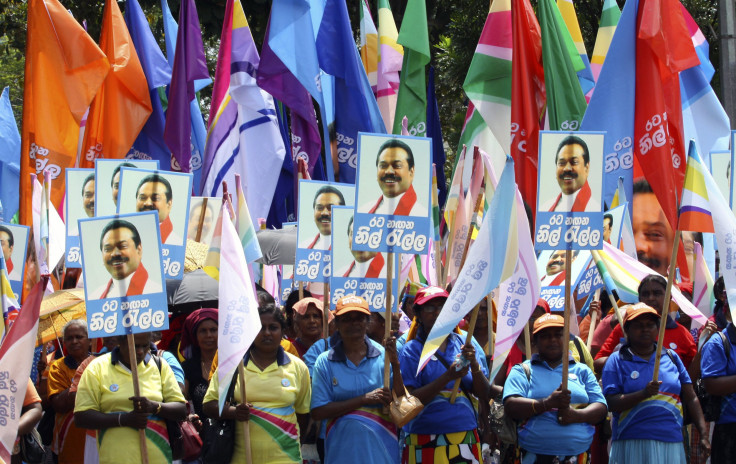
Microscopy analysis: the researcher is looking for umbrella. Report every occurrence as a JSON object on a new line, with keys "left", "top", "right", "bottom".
{"left": 166, "top": 269, "right": 219, "bottom": 314}
{"left": 37, "top": 288, "right": 86, "bottom": 346}
{"left": 256, "top": 227, "right": 296, "bottom": 265}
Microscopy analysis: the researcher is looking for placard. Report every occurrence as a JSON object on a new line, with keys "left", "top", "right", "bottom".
{"left": 65, "top": 169, "right": 95, "bottom": 268}
{"left": 187, "top": 197, "right": 218, "bottom": 244}
{"left": 0, "top": 223, "right": 29, "bottom": 301}
{"left": 94, "top": 159, "right": 159, "bottom": 217}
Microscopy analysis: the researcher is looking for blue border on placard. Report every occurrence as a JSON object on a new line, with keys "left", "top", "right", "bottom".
{"left": 65, "top": 168, "right": 94, "bottom": 268}
{"left": 1, "top": 223, "right": 29, "bottom": 302}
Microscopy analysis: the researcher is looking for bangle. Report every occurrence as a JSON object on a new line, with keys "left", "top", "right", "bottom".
{"left": 531, "top": 400, "right": 538, "bottom": 414}
{"left": 155, "top": 402, "right": 162, "bottom": 415}
{"left": 118, "top": 413, "right": 122, "bottom": 427}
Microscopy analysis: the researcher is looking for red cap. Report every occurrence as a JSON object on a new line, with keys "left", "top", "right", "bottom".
{"left": 415, "top": 286, "right": 450, "bottom": 306}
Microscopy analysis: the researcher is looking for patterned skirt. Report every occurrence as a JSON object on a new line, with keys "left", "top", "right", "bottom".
{"left": 402, "top": 429, "right": 481, "bottom": 464}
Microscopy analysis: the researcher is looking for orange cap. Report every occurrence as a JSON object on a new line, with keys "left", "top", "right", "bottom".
{"left": 334, "top": 295, "right": 371, "bottom": 316}
{"left": 532, "top": 313, "right": 565, "bottom": 334}
{"left": 622, "top": 302, "right": 660, "bottom": 324}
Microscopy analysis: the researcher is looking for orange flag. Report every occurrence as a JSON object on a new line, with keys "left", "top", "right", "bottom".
{"left": 20, "top": 0, "right": 109, "bottom": 225}
{"left": 79, "top": 0, "right": 152, "bottom": 168}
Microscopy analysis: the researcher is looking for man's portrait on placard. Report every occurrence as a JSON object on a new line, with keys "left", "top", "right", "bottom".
{"left": 94, "top": 159, "right": 159, "bottom": 217}
{"left": 187, "top": 197, "right": 217, "bottom": 244}
{"left": 0, "top": 223, "right": 28, "bottom": 283}
{"left": 65, "top": 169, "right": 95, "bottom": 237}
{"left": 332, "top": 208, "right": 386, "bottom": 279}
{"left": 296, "top": 181, "right": 355, "bottom": 252}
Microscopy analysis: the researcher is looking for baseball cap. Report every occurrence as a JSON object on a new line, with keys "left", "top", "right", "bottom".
{"left": 622, "top": 302, "right": 660, "bottom": 324}
{"left": 334, "top": 295, "right": 371, "bottom": 316}
{"left": 532, "top": 313, "right": 565, "bottom": 334}
{"left": 415, "top": 286, "right": 450, "bottom": 306}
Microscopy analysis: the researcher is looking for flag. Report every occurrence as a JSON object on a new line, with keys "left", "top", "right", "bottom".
{"left": 392, "top": 0, "right": 430, "bottom": 136}
{"left": 634, "top": 0, "right": 699, "bottom": 230}
{"left": 419, "top": 156, "right": 518, "bottom": 372}
{"left": 163, "top": 0, "right": 209, "bottom": 174}
{"left": 20, "top": 0, "right": 109, "bottom": 225}
{"left": 427, "top": 67, "right": 447, "bottom": 207}
{"left": 511, "top": 0, "right": 545, "bottom": 211}
{"left": 207, "top": 201, "right": 261, "bottom": 413}
{"left": 0, "top": 255, "right": 19, "bottom": 341}
{"left": 580, "top": 0, "right": 636, "bottom": 208}
{"left": 463, "top": 0, "right": 513, "bottom": 153}
{"left": 124, "top": 0, "right": 172, "bottom": 167}
{"left": 32, "top": 173, "right": 65, "bottom": 279}
{"left": 679, "top": 145, "right": 715, "bottom": 232}
{"left": 680, "top": 6, "right": 731, "bottom": 162}
{"left": 376, "top": 0, "right": 403, "bottom": 132}
{"left": 0, "top": 88, "right": 20, "bottom": 221}
{"left": 316, "top": 0, "right": 386, "bottom": 183}
{"left": 80, "top": 0, "right": 151, "bottom": 167}
{"left": 201, "top": 0, "right": 286, "bottom": 226}
{"left": 538, "top": 0, "right": 587, "bottom": 130}
{"left": 234, "top": 174, "right": 262, "bottom": 263}
{"left": 0, "top": 277, "right": 46, "bottom": 462}
{"left": 359, "top": 0, "right": 378, "bottom": 93}
{"left": 590, "top": 0, "right": 621, "bottom": 83}
{"left": 557, "top": 0, "right": 596, "bottom": 97}
{"left": 591, "top": 242, "right": 706, "bottom": 325}
{"left": 692, "top": 242, "right": 714, "bottom": 318}
{"left": 443, "top": 147, "right": 467, "bottom": 278}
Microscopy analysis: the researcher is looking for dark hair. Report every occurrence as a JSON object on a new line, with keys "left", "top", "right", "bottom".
{"left": 284, "top": 289, "right": 312, "bottom": 329}
{"left": 347, "top": 215, "right": 354, "bottom": 237}
{"left": 82, "top": 173, "right": 95, "bottom": 196}
{"left": 633, "top": 178, "right": 654, "bottom": 195}
{"left": 313, "top": 185, "right": 345, "bottom": 209}
{"left": 99, "top": 219, "right": 141, "bottom": 250}
{"left": 111, "top": 162, "right": 137, "bottom": 186}
{"left": 376, "top": 138, "right": 415, "bottom": 170}
{"left": 555, "top": 135, "right": 589, "bottom": 166}
{"left": 136, "top": 174, "right": 173, "bottom": 202}
{"left": 0, "top": 225, "right": 13, "bottom": 248}
{"left": 638, "top": 274, "right": 667, "bottom": 294}
{"left": 258, "top": 303, "right": 286, "bottom": 329}
{"left": 714, "top": 276, "right": 725, "bottom": 301}
{"left": 604, "top": 213, "right": 613, "bottom": 228}
{"left": 328, "top": 122, "right": 336, "bottom": 143}
{"left": 624, "top": 313, "right": 660, "bottom": 334}
{"left": 255, "top": 283, "right": 276, "bottom": 307}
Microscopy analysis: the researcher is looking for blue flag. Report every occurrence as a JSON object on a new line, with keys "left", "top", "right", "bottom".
{"left": 0, "top": 88, "right": 20, "bottom": 221}
{"left": 316, "top": 0, "right": 386, "bottom": 184}
{"left": 580, "top": 0, "right": 638, "bottom": 208}
{"left": 124, "top": 0, "right": 171, "bottom": 167}
{"left": 426, "top": 67, "right": 447, "bottom": 208}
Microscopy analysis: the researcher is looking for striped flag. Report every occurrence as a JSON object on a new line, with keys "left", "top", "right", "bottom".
{"left": 590, "top": 0, "right": 621, "bottom": 83}
{"left": 419, "top": 155, "right": 518, "bottom": 372}
{"left": 557, "top": 0, "right": 595, "bottom": 97}
{"left": 234, "top": 174, "right": 262, "bottom": 264}
{"left": 359, "top": 0, "right": 378, "bottom": 93}
{"left": 376, "top": 0, "right": 403, "bottom": 132}
{"left": 679, "top": 143, "right": 715, "bottom": 232}
{"left": 0, "top": 277, "right": 46, "bottom": 461}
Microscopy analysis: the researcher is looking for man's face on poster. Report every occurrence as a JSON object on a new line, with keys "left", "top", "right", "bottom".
{"left": 603, "top": 216, "right": 612, "bottom": 243}
{"left": 313, "top": 192, "right": 342, "bottom": 236}
{"left": 136, "top": 181, "right": 172, "bottom": 223}
{"left": 0, "top": 230, "right": 12, "bottom": 263}
{"left": 101, "top": 227, "right": 142, "bottom": 280}
{"left": 377, "top": 147, "right": 414, "bottom": 198}
{"left": 82, "top": 179, "right": 95, "bottom": 218}
{"left": 633, "top": 192, "right": 673, "bottom": 276}
{"left": 555, "top": 143, "right": 589, "bottom": 195}
{"left": 348, "top": 221, "right": 376, "bottom": 263}
{"left": 112, "top": 172, "right": 122, "bottom": 208}
{"left": 545, "top": 250, "right": 577, "bottom": 276}
{"left": 188, "top": 204, "right": 214, "bottom": 240}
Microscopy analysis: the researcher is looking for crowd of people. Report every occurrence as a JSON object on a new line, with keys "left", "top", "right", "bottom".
{"left": 11, "top": 273, "right": 736, "bottom": 464}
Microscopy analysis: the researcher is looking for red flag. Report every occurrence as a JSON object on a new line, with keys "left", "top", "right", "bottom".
{"left": 633, "top": 0, "right": 698, "bottom": 230}
{"left": 80, "top": 0, "right": 152, "bottom": 167}
{"left": 511, "top": 0, "right": 546, "bottom": 211}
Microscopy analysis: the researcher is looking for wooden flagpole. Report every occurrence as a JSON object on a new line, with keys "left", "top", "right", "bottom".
{"left": 524, "top": 321, "right": 532, "bottom": 360}
{"left": 238, "top": 361, "right": 253, "bottom": 464}
{"left": 561, "top": 249, "right": 572, "bottom": 391}
{"left": 431, "top": 164, "right": 443, "bottom": 286}
{"left": 586, "top": 289, "right": 601, "bottom": 351}
{"left": 383, "top": 253, "right": 394, "bottom": 389}
{"left": 653, "top": 230, "right": 682, "bottom": 381}
{"left": 450, "top": 302, "right": 481, "bottom": 403}
{"left": 194, "top": 198, "right": 208, "bottom": 243}
{"left": 126, "top": 333, "right": 149, "bottom": 464}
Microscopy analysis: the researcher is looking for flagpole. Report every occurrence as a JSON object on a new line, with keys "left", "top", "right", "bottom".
{"left": 587, "top": 289, "right": 601, "bottom": 351}
{"left": 194, "top": 198, "right": 208, "bottom": 242}
{"left": 653, "top": 229, "right": 682, "bottom": 381}
{"left": 561, "top": 249, "right": 572, "bottom": 391}
{"left": 238, "top": 360, "right": 253, "bottom": 464}
{"left": 126, "top": 333, "right": 149, "bottom": 464}
{"left": 486, "top": 294, "right": 494, "bottom": 359}
{"left": 450, "top": 301, "right": 481, "bottom": 403}
{"left": 453, "top": 191, "right": 485, "bottom": 286}
{"left": 524, "top": 319, "right": 532, "bottom": 360}
{"left": 431, "top": 164, "right": 442, "bottom": 286}
{"left": 322, "top": 283, "right": 330, "bottom": 351}
{"left": 590, "top": 250, "right": 627, "bottom": 337}
{"left": 383, "top": 252, "right": 394, "bottom": 390}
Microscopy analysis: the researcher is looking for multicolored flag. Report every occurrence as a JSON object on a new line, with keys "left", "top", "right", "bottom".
{"left": 419, "top": 155, "right": 518, "bottom": 372}
{"left": 201, "top": 0, "right": 286, "bottom": 225}
{"left": 234, "top": 174, "right": 263, "bottom": 264}
{"left": 80, "top": 0, "right": 151, "bottom": 167}
{"left": 557, "top": 0, "right": 595, "bottom": 97}
{"left": 510, "top": 0, "right": 545, "bottom": 211}
{"left": 359, "top": 0, "right": 378, "bottom": 93}
{"left": 538, "top": 0, "right": 587, "bottom": 130}
{"left": 0, "top": 88, "right": 20, "bottom": 222}
{"left": 392, "top": 0, "right": 430, "bottom": 136}
{"left": 590, "top": 0, "right": 621, "bottom": 83}
{"left": 0, "top": 277, "right": 46, "bottom": 462}
{"left": 679, "top": 146, "right": 715, "bottom": 232}
{"left": 376, "top": 0, "right": 403, "bottom": 132}
{"left": 19, "top": 0, "right": 109, "bottom": 224}
{"left": 463, "top": 0, "right": 512, "bottom": 154}
{"left": 692, "top": 242, "right": 714, "bottom": 318}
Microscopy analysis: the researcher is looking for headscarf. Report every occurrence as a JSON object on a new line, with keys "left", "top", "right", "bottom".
{"left": 179, "top": 308, "right": 219, "bottom": 359}
{"left": 292, "top": 297, "right": 334, "bottom": 323}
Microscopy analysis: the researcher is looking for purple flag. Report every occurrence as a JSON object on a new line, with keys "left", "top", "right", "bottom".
{"left": 258, "top": 18, "right": 322, "bottom": 178}
{"left": 163, "top": 0, "right": 209, "bottom": 172}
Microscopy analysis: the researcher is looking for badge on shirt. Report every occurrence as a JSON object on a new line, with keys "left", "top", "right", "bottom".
{"left": 669, "top": 342, "right": 678, "bottom": 350}
{"left": 630, "top": 371, "right": 639, "bottom": 380}
{"left": 569, "top": 373, "right": 578, "bottom": 381}
{"left": 332, "top": 377, "right": 338, "bottom": 386}
{"left": 282, "top": 379, "right": 291, "bottom": 387}
{"left": 110, "top": 384, "right": 119, "bottom": 392}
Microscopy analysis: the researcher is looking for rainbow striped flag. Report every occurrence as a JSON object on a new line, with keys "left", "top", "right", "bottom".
{"left": 419, "top": 156, "right": 518, "bottom": 373}
{"left": 359, "top": 0, "right": 378, "bottom": 93}
{"left": 590, "top": 0, "right": 621, "bottom": 83}
{"left": 557, "top": 0, "right": 595, "bottom": 96}
{"left": 376, "top": 0, "right": 403, "bottom": 131}
{"left": 679, "top": 143, "right": 715, "bottom": 232}
{"left": 234, "top": 173, "right": 262, "bottom": 264}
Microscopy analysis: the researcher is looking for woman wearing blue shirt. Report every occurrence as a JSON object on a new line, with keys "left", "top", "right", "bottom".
{"left": 602, "top": 303, "right": 709, "bottom": 463}
{"left": 504, "top": 313, "right": 606, "bottom": 463}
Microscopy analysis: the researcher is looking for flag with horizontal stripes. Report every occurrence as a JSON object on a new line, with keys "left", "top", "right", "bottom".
{"left": 376, "top": 0, "right": 403, "bottom": 131}
{"left": 557, "top": 0, "right": 595, "bottom": 97}
{"left": 679, "top": 142, "right": 714, "bottom": 232}
{"left": 590, "top": 0, "right": 621, "bottom": 83}
{"left": 359, "top": 0, "right": 378, "bottom": 93}
{"left": 234, "top": 173, "right": 262, "bottom": 263}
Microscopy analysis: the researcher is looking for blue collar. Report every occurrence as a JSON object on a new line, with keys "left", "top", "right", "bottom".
{"left": 530, "top": 352, "right": 576, "bottom": 367}
{"left": 110, "top": 347, "right": 152, "bottom": 366}
{"left": 619, "top": 344, "right": 658, "bottom": 362}
{"left": 327, "top": 334, "right": 380, "bottom": 362}
{"left": 244, "top": 345, "right": 290, "bottom": 366}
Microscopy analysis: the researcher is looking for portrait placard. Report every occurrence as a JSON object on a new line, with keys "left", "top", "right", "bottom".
{"left": 536, "top": 247, "right": 589, "bottom": 312}
{"left": 94, "top": 159, "right": 159, "bottom": 217}
{"left": 187, "top": 197, "right": 218, "bottom": 245}
{"left": 0, "top": 223, "right": 29, "bottom": 301}
{"left": 65, "top": 169, "right": 95, "bottom": 268}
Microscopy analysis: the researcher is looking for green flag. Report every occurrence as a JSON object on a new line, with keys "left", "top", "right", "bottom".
{"left": 392, "top": 0, "right": 430, "bottom": 136}
{"left": 538, "top": 0, "right": 587, "bottom": 130}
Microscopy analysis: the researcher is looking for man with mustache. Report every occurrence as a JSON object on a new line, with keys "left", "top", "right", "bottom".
{"left": 360, "top": 138, "right": 426, "bottom": 216}
{"left": 339, "top": 216, "right": 385, "bottom": 278}
{"left": 111, "top": 162, "right": 136, "bottom": 208}
{"left": 91, "top": 219, "right": 161, "bottom": 299}
{"left": 542, "top": 135, "right": 597, "bottom": 213}
{"left": 135, "top": 174, "right": 182, "bottom": 246}
{"left": 81, "top": 173, "right": 95, "bottom": 218}
{"left": 540, "top": 249, "right": 578, "bottom": 286}
{"left": 300, "top": 185, "right": 345, "bottom": 250}
{"left": 632, "top": 179, "right": 675, "bottom": 276}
